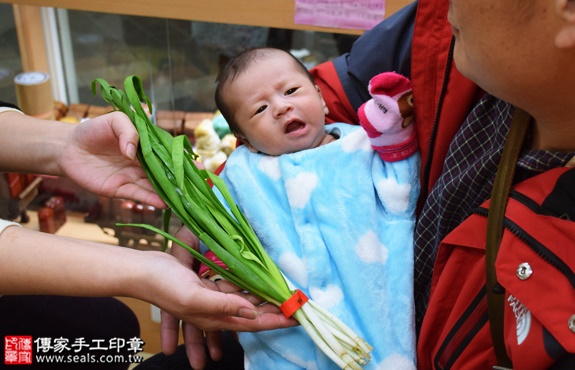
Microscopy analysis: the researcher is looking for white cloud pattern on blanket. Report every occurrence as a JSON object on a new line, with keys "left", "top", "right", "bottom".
{"left": 377, "top": 353, "right": 417, "bottom": 370}
{"left": 277, "top": 251, "right": 308, "bottom": 288}
{"left": 257, "top": 156, "right": 280, "bottom": 180}
{"left": 340, "top": 127, "right": 372, "bottom": 152}
{"left": 375, "top": 177, "right": 411, "bottom": 214}
{"left": 309, "top": 284, "right": 344, "bottom": 310}
{"left": 355, "top": 230, "right": 389, "bottom": 264}
{"left": 285, "top": 172, "right": 318, "bottom": 208}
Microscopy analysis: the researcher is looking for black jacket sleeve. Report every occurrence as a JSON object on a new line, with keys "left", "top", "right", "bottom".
{"left": 333, "top": 1, "right": 417, "bottom": 111}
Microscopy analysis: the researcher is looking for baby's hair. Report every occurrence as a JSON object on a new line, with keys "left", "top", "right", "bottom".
{"left": 215, "top": 47, "right": 314, "bottom": 134}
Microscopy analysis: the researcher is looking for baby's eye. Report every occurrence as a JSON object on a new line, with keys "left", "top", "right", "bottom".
{"left": 285, "top": 87, "right": 298, "bottom": 95}
{"left": 255, "top": 105, "right": 267, "bottom": 115}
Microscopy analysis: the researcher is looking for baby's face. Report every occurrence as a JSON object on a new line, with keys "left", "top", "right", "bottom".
{"left": 224, "top": 53, "right": 328, "bottom": 156}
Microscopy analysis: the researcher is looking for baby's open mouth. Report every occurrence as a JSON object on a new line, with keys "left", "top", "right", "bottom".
{"left": 285, "top": 121, "right": 305, "bottom": 133}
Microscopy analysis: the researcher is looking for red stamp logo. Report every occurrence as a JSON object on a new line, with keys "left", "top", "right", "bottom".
{"left": 4, "top": 336, "right": 33, "bottom": 365}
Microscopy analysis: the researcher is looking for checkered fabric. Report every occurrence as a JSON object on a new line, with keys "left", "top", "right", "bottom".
{"left": 414, "top": 94, "right": 575, "bottom": 330}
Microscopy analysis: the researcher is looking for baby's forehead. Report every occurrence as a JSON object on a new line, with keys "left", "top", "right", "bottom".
{"left": 255, "top": 49, "right": 303, "bottom": 69}
{"left": 251, "top": 52, "right": 297, "bottom": 71}
{"left": 239, "top": 56, "right": 301, "bottom": 83}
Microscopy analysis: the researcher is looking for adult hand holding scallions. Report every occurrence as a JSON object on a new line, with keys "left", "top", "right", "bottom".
{"left": 92, "top": 76, "right": 374, "bottom": 370}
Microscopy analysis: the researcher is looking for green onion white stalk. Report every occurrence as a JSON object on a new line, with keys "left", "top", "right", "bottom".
{"left": 92, "top": 76, "right": 373, "bottom": 369}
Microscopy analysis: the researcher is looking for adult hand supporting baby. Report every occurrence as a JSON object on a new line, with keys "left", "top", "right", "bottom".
{"left": 160, "top": 226, "right": 297, "bottom": 370}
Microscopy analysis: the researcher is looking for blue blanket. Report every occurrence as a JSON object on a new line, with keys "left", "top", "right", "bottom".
{"left": 216, "top": 123, "right": 419, "bottom": 370}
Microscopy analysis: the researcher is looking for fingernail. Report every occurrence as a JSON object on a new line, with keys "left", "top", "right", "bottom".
{"left": 127, "top": 143, "right": 136, "bottom": 160}
{"left": 238, "top": 308, "right": 258, "bottom": 320}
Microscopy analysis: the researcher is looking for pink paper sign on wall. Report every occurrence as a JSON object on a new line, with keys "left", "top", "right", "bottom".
{"left": 294, "top": 0, "right": 386, "bottom": 31}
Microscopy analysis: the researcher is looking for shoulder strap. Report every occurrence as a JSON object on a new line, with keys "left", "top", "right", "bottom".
{"left": 486, "top": 107, "right": 531, "bottom": 369}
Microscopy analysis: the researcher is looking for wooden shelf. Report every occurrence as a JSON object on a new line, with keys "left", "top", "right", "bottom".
{"left": 2, "top": 0, "right": 414, "bottom": 35}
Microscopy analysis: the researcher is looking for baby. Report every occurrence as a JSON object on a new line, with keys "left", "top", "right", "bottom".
{"left": 202, "top": 47, "right": 420, "bottom": 370}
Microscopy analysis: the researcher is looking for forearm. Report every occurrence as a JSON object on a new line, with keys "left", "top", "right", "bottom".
{"left": 0, "top": 111, "right": 72, "bottom": 175}
{"left": 0, "top": 226, "right": 147, "bottom": 297}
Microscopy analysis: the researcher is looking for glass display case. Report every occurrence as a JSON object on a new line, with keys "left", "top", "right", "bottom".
{"left": 0, "top": 0, "right": 412, "bottom": 110}
{"left": 63, "top": 11, "right": 358, "bottom": 112}
{"left": 0, "top": 3, "right": 21, "bottom": 104}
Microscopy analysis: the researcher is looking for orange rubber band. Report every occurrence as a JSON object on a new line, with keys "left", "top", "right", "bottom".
{"left": 280, "top": 289, "right": 309, "bottom": 317}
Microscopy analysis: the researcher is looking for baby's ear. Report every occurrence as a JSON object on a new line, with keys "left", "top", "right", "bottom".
{"left": 315, "top": 85, "right": 329, "bottom": 115}
{"left": 236, "top": 135, "right": 258, "bottom": 153}
{"left": 555, "top": 0, "right": 575, "bottom": 48}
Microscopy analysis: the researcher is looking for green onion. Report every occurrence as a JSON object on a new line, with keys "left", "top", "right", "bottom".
{"left": 92, "top": 75, "right": 373, "bottom": 369}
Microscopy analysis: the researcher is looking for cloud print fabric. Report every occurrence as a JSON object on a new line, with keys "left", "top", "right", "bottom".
{"left": 216, "top": 123, "right": 420, "bottom": 370}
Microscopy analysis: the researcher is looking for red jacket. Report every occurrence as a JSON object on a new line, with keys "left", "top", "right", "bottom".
{"left": 419, "top": 168, "right": 575, "bottom": 369}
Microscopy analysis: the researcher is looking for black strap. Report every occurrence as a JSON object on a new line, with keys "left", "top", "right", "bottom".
{"left": 485, "top": 108, "right": 531, "bottom": 369}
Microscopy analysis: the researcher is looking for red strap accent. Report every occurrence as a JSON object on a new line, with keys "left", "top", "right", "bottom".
{"left": 280, "top": 289, "right": 309, "bottom": 317}
{"left": 310, "top": 61, "right": 358, "bottom": 125}
{"left": 375, "top": 130, "right": 419, "bottom": 162}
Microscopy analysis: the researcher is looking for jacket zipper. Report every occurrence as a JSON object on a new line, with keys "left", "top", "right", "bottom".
{"left": 434, "top": 286, "right": 489, "bottom": 369}
{"left": 508, "top": 190, "right": 557, "bottom": 217}
{"left": 419, "top": 36, "right": 455, "bottom": 205}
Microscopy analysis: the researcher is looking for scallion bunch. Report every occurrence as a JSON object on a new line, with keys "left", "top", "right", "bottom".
{"left": 92, "top": 76, "right": 373, "bottom": 369}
